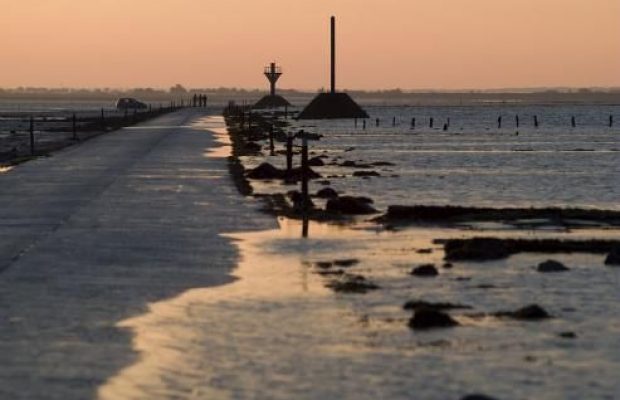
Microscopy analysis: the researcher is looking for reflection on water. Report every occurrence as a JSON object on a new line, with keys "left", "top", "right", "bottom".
{"left": 192, "top": 116, "right": 232, "bottom": 158}
{"left": 0, "top": 166, "right": 13, "bottom": 173}
{"left": 99, "top": 218, "right": 620, "bottom": 400}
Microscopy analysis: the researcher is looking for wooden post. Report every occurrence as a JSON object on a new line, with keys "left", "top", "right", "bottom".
{"left": 534, "top": 115, "right": 539, "bottom": 128}
{"left": 269, "top": 124, "right": 275, "bottom": 156}
{"left": 430, "top": 117, "right": 434, "bottom": 128}
{"left": 498, "top": 116, "right": 502, "bottom": 129}
{"left": 72, "top": 113, "right": 78, "bottom": 141}
{"left": 301, "top": 135, "right": 309, "bottom": 238}
{"left": 376, "top": 118, "right": 380, "bottom": 127}
{"left": 286, "top": 133, "right": 293, "bottom": 176}
{"left": 29, "top": 117, "right": 35, "bottom": 156}
{"left": 571, "top": 116, "right": 576, "bottom": 128}
{"left": 515, "top": 115, "right": 519, "bottom": 128}
{"left": 610, "top": 115, "right": 613, "bottom": 127}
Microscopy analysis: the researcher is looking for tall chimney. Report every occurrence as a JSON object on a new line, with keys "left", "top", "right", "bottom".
{"left": 331, "top": 16, "right": 336, "bottom": 94}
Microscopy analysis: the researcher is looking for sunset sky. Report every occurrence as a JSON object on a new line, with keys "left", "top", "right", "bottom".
{"left": 2, "top": 0, "right": 619, "bottom": 90}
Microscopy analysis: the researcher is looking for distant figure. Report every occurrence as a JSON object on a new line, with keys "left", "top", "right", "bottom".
{"left": 610, "top": 115, "right": 614, "bottom": 127}
{"left": 430, "top": 117, "right": 434, "bottom": 128}
{"left": 392, "top": 117, "right": 396, "bottom": 127}
{"left": 498, "top": 116, "right": 502, "bottom": 129}
{"left": 534, "top": 115, "right": 539, "bottom": 128}
{"left": 411, "top": 117, "right": 416, "bottom": 129}
{"left": 571, "top": 116, "right": 576, "bottom": 128}
{"left": 376, "top": 118, "right": 380, "bottom": 127}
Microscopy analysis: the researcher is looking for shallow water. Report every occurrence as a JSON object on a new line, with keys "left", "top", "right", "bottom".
{"left": 247, "top": 105, "right": 620, "bottom": 211}
{"left": 100, "top": 218, "right": 620, "bottom": 400}
{"left": 98, "top": 105, "right": 620, "bottom": 399}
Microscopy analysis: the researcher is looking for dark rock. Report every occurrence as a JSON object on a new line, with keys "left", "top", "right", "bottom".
{"left": 326, "top": 274, "right": 379, "bottom": 294}
{"left": 315, "top": 269, "right": 345, "bottom": 276}
{"left": 558, "top": 331, "right": 577, "bottom": 339}
{"left": 403, "top": 300, "right": 472, "bottom": 311}
{"left": 494, "top": 304, "right": 551, "bottom": 321}
{"left": 334, "top": 259, "right": 359, "bottom": 267}
{"left": 605, "top": 247, "right": 620, "bottom": 265}
{"left": 315, "top": 261, "right": 334, "bottom": 269}
{"left": 408, "top": 308, "right": 459, "bottom": 330}
{"left": 244, "top": 141, "right": 263, "bottom": 152}
{"left": 326, "top": 196, "right": 377, "bottom": 215}
{"left": 416, "top": 248, "right": 433, "bottom": 254}
{"left": 537, "top": 259, "right": 570, "bottom": 272}
{"left": 317, "top": 180, "right": 331, "bottom": 186}
{"left": 246, "top": 162, "right": 285, "bottom": 180}
{"left": 442, "top": 263, "right": 454, "bottom": 269}
{"left": 315, "top": 187, "right": 338, "bottom": 199}
{"left": 461, "top": 395, "right": 500, "bottom": 400}
{"left": 444, "top": 238, "right": 513, "bottom": 261}
{"left": 308, "top": 157, "right": 325, "bottom": 166}
{"left": 370, "top": 161, "right": 396, "bottom": 166}
{"left": 353, "top": 170, "right": 380, "bottom": 177}
{"left": 410, "top": 264, "right": 439, "bottom": 277}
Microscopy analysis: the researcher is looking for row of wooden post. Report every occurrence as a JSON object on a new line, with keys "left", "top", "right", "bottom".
{"left": 354, "top": 115, "right": 615, "bottom": 130}
{"left": 25, "top": 103, "right": 182, "bottom": 157}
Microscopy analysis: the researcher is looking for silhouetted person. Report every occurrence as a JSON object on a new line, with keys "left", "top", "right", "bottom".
{"left": 610, "top": 115, "right": 614, "bottom": 127}
{"left": 534, "top": 115, "right": 539, "bottom": 128}
{"left": 571, "top": 116, "right": 576, "bottom": 128}
{"left": 376, "top": 118, "right": 380, "bottom": 127}
{"left": 498, "top": 116, "right": 502, "bottom": 129}
{"left": 515, "top": 115, "right": 519, "bottom": 128}
{"left": 411, "top": 117, "right": 416, "bottom": 129}
{"left": 443, "top": 123, "right": 448, "bottom": 131}
{"left": 430, "top": 117, "right": 434, "bottom": 128}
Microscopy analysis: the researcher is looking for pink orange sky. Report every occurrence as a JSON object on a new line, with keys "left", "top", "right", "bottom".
{"left": 2, "top": 0, "right": 619, "bottom": 90}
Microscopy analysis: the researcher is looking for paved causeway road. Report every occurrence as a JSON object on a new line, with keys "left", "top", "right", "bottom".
{"left": 0, "top": 110, "right": 275, "bottom": 400}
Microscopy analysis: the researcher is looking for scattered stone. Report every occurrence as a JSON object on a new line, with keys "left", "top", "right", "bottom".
{"left": 244, "top": 141, "right": 262, "bottom": 152}
{"left": 315, "top": 269, "right": 345, "bottom": 276}
{"left": 246, "top": 162, "right": 284, "bottom": 179}
{"left": 416, "top": 248, "right": 433, "bottom": 254}
{"left": 442, "top": 263, "right": 454, "bottom": 269}
{"left": 494, "top": 304, "right": 551, "bottom": 321}
{"left": 326, "top": 274, "right": 379, "bottom": 294}
{"left": 558, "top": 331, "right": 577, "bottom": 339}
{"left": 315, "top": 187, "right": 338, "bottom": 199}
{"left": 370, "top": 161, "right": 396, "bottom": 166}
{"left": 444, "top": 238, "right": 512, "bottom": 261}
{"left": 308, "top": 157, "right": 325, "bottom": 167}
{"left": 403, "top": 300, "right": 472, "bottom": 311}
{"left": 408, "top": 308, "right": 459, "bottom": 330}
{"left": 410, "top": 264, "right": 439, "bottom": 277}
{"left": 537, "top": 259, "right": 570, "bottom": 273}
{"left": 315, "top": 261, "right": 334, "bottom": 269}
{"left": 334, "top": 259, "right": 359, "bottom": 267}
{"left": 326, "top": 196, "right": 377, "bottom": 215}
{"left": 605, "top": 247, "right": 620, "bottom": 265}
{"left": 461, "top": 395, "right": 500, "bottom": 400}
{"left": 344, "top": 147, "right": 355, "bottom": 152}
{"left": 353, "top": 170, "right": 380, "bottom": 177}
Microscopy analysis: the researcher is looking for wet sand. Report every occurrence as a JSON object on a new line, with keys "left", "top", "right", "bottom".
{"left": 0, "top": 110, "right": 275, "bottom": 399}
